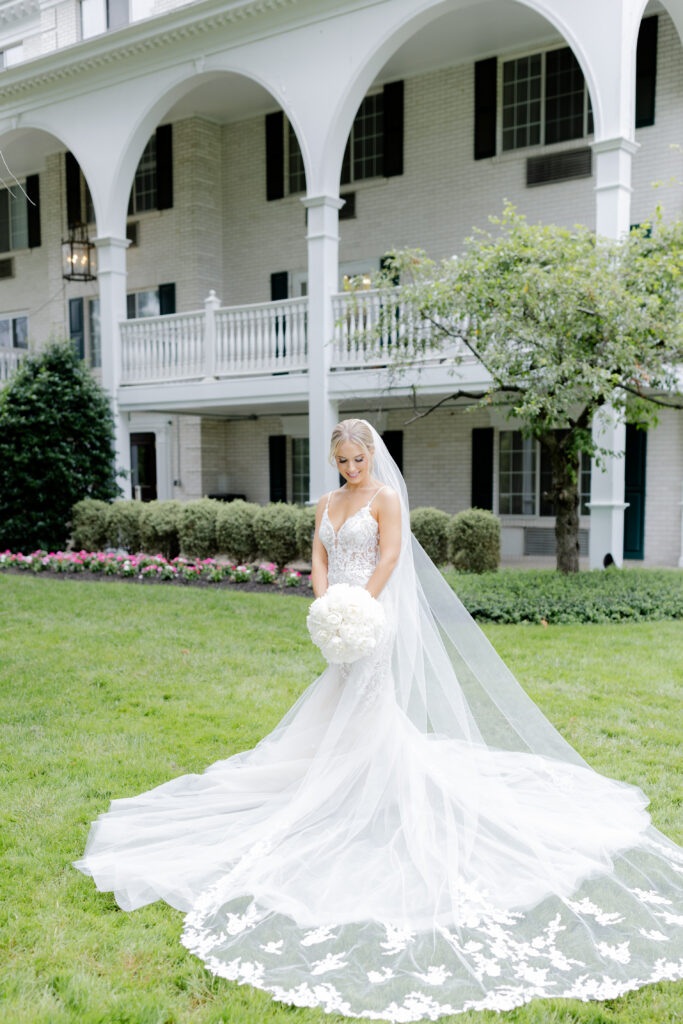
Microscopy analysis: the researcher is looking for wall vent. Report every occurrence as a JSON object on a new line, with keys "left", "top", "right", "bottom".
{"left": 126, "top": 221, "right": 139, "bottom": 246}
{"left": 339, "top": 192, "right": 356, "bottom": 220}
{"left": 526, "top": 147, "right": 592, "bottom": 187}
{"left": 524, "top": 526, "right": 588, "bottom": 557}
{"left": 0, "top": 257, "right": 14, "bottom": 279}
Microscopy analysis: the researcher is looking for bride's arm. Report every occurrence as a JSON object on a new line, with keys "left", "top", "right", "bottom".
{"left": 311, "top": 494, "right": 329, "bottom": 598}
{"left": 365, "top": 488, "right": 402, "bottom": 598}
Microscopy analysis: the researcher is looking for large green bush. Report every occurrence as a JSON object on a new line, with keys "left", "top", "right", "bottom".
{"left": 445, "top": 567, "right": 683, "bottom": 624}
{"left": 0, "top": 341, "right": 120, "bottom": 552}
{"left": 105, "top": 500, "right": 143, "bottom": 552}
{"left": 179, "top": 499, "right": 221, "bottom": 560}
{"left": 447, "top": 508, "right": 500, "bottom": 573}
{"left": 215, "top": 500, "right": 260, "bottom": 563}
{"left": 139, "top": 500, "right": 182, "bottom": 560}
{"left": 71, "top": 498, "right": 110, "bottom": 552}
{"left": 296, "top": 506, "right": 317, "bottom": 563}
{"left": 253, "top": 503, "right": 300, "bottom": 572}
{"left": 410, "top": 507, "right": 452, "bottom": 565}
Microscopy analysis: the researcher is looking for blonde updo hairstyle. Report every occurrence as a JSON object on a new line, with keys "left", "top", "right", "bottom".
{"left": 328, "top": 419, "right": 375, "bottom": 469}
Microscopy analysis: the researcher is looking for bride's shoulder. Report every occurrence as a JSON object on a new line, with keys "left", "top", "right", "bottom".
{"left": 374, "top": 485, "right": 400, "bottom": 511}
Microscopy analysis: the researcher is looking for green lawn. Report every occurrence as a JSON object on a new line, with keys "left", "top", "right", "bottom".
{"left": 0, "top": 574, "right": 681, "bottom": 1024}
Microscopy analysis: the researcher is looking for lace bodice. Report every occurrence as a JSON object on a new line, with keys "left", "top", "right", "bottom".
{"left": 319, "top": 488, "right": 384, "bottom": 587}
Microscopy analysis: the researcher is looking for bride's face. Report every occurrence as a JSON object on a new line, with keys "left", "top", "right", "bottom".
{"left": 334, "top": 441, "right": 373, "bottom": 487}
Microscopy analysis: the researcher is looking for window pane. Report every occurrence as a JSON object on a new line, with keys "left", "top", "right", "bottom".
{"left": 580, "top": 452, "right": 591, "bottom": 515}
{"left": 0, "top": 190, "right": 9, "bottom": 253}
{"left": 0, "top": 319, "right": 10, "bottom": 347}
{"left": 137, "top": 290, "right": 160, "bottom": 318}
{"left": 133, "top": 136, "right": 157, "bottom": 213}
{"left": 287, "top": 122, "right": 306, "bottom": 194}
{"left": 498, "top": 430, "right": 536, "bottom": 515}
{"left": 545, "top": 46, "right": 585, "bottom": 145}
{"left": 13, "top": 316, "right": 28, "bottom": 349}
{"left": 501, "top": 55, "right": 542, "bottom": 152}
{"left": 89, "top": 298, "right": 101, "bottom": 367}
{"left": 352, "top": 93, "right": 383, "bottom": 181}
{"left": 5, "top": 44, "right": 23, "bottom": 67}
{"left": 10, "top": 188, "right": 28, "bottom": 250}
{"left": 292, "top": 437, "right": 309, "bottom": 505}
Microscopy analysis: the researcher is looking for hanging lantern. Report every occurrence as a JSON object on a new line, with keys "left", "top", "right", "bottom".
{"left": 62, "top": 223, "right": 97, "bottom": 282}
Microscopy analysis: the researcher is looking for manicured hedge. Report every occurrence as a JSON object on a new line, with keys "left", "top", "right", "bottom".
{"left": 410, "top": 507, "right": 451, "bottom": 566}
{"left": 448, "top": 508, "right": 500, "bottom": 573}
{"left": 445, "top": 568, "right": 683, "bottom": 624}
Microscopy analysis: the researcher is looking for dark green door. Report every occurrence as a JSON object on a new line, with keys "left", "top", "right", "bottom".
{"left": 623, "top": 424, "right": 647, "bottom": 560}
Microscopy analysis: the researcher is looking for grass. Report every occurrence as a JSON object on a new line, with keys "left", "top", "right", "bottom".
{"left": 0, "top": 573, "right": 681, "bottom": 1024}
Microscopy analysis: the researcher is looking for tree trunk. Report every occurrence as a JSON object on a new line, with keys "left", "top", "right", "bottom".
{"left": 540, "top": 433, "right": 581, "bottom": 574}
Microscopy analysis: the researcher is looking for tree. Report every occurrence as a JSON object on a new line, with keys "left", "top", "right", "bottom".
{"left": 0, "top": 340, "right": 121, "bottom": 552}
{"left": 367, "top": 206, "right": 683, "bottom": 573}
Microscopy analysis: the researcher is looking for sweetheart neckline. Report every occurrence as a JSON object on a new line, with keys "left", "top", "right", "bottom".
{"left": 322, "top": 504, "right": 378, "bottom": 538}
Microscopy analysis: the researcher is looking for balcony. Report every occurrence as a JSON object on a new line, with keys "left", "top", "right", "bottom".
{"left": 120, "top": 290, "right": 471, "bottom": 388}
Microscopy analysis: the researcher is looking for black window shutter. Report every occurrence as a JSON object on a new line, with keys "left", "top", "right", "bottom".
{"left": 471, "top": 427, "right": 494, "bottom": 509}
{"left": 635, "top": 16, "right": 658, "bottom": 129}
{"left": 156, "top": 124, "right": 173, "bottom": 210}
{"left": 69, "top": 297, "right": 85, "bottom": 360}
{"left": 269, "top": 435, "right": 287, "bottom": 501}
{"left": 382, "top": 430, "right": 403, "bottom": 474}
{"left": 25, "top": 174, "right": 41, "bottom": 248}
{"left": 0, "top": 191, "right": 9, "bottom": 253}
{"left": 158, "top": 282, "right": 176, "bottom": 315}
{"left": 270, "top": 271, "right": 289, "bottom": 301}
{"left": 265, "top": 111, "right": 285, "bottom": 201}
{"left": 65, "top": 152, "right": 82, "bottom": 228}
{"left": 474, "top": 57, "right": 497, "bottom": 160}
{"left": 382, "top": 80, "right": 404, "bottom": 178}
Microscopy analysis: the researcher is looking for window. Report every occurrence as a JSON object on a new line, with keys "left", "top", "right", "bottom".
{"left": 0, "top": 43, "right": 23, "bottom": 69}
{"left": 81, "top": 0, "right": 128, "bottom": 38}
{"left": 287, "top": 122, "right": 306, "bottom": 195}
{"left": 292, "top": 437, "right": 309, "bottom": 505}
{"left": 129, "top": 136, "right": 156, "bottom": 214}
{"left": 127, "top": 289, "right": 160, "bottom": 319}
{"left": 126, "top": 283, "right": 175, "bottom": 320}
{"left": 500, "top": 429, "right": 591, "bottom": 516}
{"left": 89, "top": 298, "right": 101, "bottom": 367}
{"left": 502, "top": 47, "right": 593, "bottom": 152}
{"left": 341, "top": 93, "right": 384, "bottom": 184}
{"left": 0, "top": 186, "right": 28, "bottom": 252}
{"left": 0, "top": 314, "right": 28, "bottom": 349}
{"left": 499, "top": 431, "right": 536, "bottom": 515}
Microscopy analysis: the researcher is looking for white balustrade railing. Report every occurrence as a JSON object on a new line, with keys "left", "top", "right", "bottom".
{"left": 331, "top": 289, "right": 467, "bottom": 368}
{"left": 120, "top": 293, "right": 309, "bottom": 384}
{"left": 215, "top": 296, "right": 308, "bottom": 375}
{"left": 0, "top": 346, "right": 27, "bottom": 383}
{"left": 121, "top": 310, "right": 205, "bottom": 383}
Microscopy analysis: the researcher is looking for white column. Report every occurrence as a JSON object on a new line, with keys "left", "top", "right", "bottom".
{"left": 592, "top": 137, "right": 639, "bottom": 239}
{"left": 588, "top": 408, "right": 629, "bottom": 569}
{"left": 95, "top": 235, "right": 131, "bottom": 498}
{"left": 588, "top": 138, "right": 638, "bottom": 568}
{"left": 203, "top": 289, "right": 221, "bottom": 379}
{"left": 302, "top": 194, "right": 344, "bottom": 501}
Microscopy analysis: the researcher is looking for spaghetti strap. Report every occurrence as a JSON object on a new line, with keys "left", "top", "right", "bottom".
{"left": 366, "top": 485, "right": 386, "bottom": 509}
{"left": 324, "top": 491, "right": 332, "bottom": 511}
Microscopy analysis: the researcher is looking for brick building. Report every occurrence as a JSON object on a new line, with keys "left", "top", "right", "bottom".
{"left": 0, "top": 0, "right": 681, "bottom": 565}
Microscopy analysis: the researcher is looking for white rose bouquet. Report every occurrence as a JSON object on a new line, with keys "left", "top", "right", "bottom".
{"left": 306, "top": 583, "right": 386, "bottom": 664}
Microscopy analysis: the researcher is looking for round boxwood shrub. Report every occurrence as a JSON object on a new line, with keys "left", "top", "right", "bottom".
{"left": 410, "top": 507, "right": 452, "bottom": 566}
{"left": 71, "top": 498, "right": 110, "bottom": 552}
{"left": 296, "top": 506, "right": 317, "bottom": 563}
{"left": 447, "top": 508, "right": 500, "bottom": 573}
{"left": 215, "top": 500, "right": 260, "bottom": 563}
{"left": 179, "top": 498, "right": 221, "bottom": 560}
{"left": 139, "top": 500, "right": 182, "bottom": 560}
{"left": 253, "top": 502, "right": 300, "bottom": 572}
{"left": 105, "top": 500, "right": 143, "bottom": 553}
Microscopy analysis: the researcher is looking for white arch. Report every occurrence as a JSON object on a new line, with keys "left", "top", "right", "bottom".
{"left": 93, "top": 61, "right": 311, "bottom": 238}
{"left": 311, "top": 0, "right": 605, "bottom": 198}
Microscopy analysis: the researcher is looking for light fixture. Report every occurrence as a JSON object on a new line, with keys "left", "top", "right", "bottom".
{"left": 62, "top": 223, "right": 97, "bottom": 282}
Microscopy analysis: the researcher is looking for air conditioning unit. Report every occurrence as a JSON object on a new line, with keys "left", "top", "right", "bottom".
{"left": 126, "top": 221, "right": 139, "bottom": 246}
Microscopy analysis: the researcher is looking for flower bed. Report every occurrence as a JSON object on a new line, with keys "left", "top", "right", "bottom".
{"left": 0, "top": 549, "right": 312, "bottom": 594}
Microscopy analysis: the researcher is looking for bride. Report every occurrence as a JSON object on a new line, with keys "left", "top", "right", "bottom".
{"left": 74, "top": 418, "right": 683, "bottom": 1021}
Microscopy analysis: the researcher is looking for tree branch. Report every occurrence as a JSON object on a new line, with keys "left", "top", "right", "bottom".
{"left": 618, "top": 384, "right": 683, "bottom": 409}
{"left": 403, "top": 390, "right": 491, "bottom": 425}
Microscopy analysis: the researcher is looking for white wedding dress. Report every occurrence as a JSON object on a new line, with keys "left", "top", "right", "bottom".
{"left": 74, "top": 437, "right": 683, "bottom": 1021}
